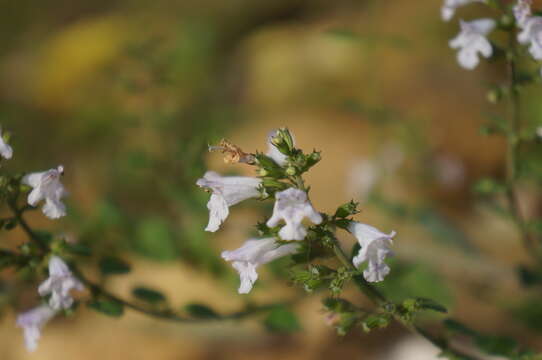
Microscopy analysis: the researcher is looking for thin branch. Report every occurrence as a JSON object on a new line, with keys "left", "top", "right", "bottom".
{"left": 505, "top": 25, "right": 540, "bottom": 260}
{"left": 12, "top": 205, "right": 293, "bottom": 324}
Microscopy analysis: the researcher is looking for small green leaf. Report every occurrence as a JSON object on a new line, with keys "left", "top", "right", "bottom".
{"left": 99, "top": 256, "right": 131, "bottom": 275}
{"left": 416, "top": 297, "right": 448, "bottom": 313}
{"left": 473, "top": 178, "right": 506, "bottom": 195}
{"left": 263, "top": 306, "right": 301, "bottom": 333}
{"left": 184, "top": 303, "right": 219, "bottom": 319}
{"left": 87, "top": 300, "right": 124, "bottom": 317}
{"left": 133, "top": 287, "right": 166, "bottom": 304}
{"left": 64, "top": 243, "right": 92, "bottom": 257}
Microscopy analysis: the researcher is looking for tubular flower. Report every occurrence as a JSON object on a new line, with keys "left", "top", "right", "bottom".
{"left": 514, "top": 0, "right": 532, "bottom": 28}
{"left": 0, "top": 128, "right": 13, "bottom": 160}
{"left": 266, "top": 129, "right": 295, "bottom": 167}
{"left": 266, "top": 188, "right": 323, "bottom": 241}
{"left": 16, "top": 305, "right": 58, "bottom": 352}
{"left": 449, "top": 19, "right": 495, "bottom": 70}
{"left": 222, "top": 238, "right": 298, "bottom": 294}
{"left": 196, "top": 171, "right": 261, "bottom": 232}
{"left": 518, "top": 16, "right": 542, "bottom": 60}
{"left": 441, "top": 0, "right": 483, "bottom": 21}
{"left": 38, "top": 256, "right": 84, "bottom": 310}
{"left": 348, "top": 221, "right": 395, "bottom": 283}
{"left": 22, "top": 165, "right": 67, "bottom": 219}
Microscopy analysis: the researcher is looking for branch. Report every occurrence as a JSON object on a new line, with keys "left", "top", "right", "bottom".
{"left": 11, "top": 205, "right": 294, "bottom": 324}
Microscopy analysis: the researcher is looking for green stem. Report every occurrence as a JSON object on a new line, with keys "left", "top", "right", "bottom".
{"left": 505, "top": 28, "right": 539, "bottom": 259}
{"left": 12, "top": 206, "right": 292, "bottom": 324}
{"left": 332, "top": 239, "right": 480, "bottom": 359}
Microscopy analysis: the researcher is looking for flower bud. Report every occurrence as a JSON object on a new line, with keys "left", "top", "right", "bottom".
{"left": 486, "top": 88, "right": 501, "bottom": 104}
{"left": 285, "top": 166, "right": 297, "bottom": 176}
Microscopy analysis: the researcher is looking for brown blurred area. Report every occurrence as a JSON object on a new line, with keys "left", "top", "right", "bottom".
{"left": 0, "top": 0, "right": 541, "bottom": 359}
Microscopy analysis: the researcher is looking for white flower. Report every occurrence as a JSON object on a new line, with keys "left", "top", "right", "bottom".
{"left": 196, "top": 171, "right": 261, "bottom": 232}
{"left": 0, "top": 128, "right": 13, "bottom": 160}
{"left": 514, "top": 0, "right": 532, "bottom": 28}
{"left": 348, "top": 221, "right": 395, "bottom": 283}
{"left": 518, "top": 16, "right": 542, "bottom": 60}
{"left": 22, "top": 166, "right": 67, "bottom": 219}
{"left": 266, "top": 188, "right": 323, "bottom": 241}
{"left": 441, "top": 0, "right": 483, "bottom": 22}
{"left": 38, "top": 256, "right": 84, "bottom": 310}
{"left": 222, "top": 238, "right": 298, "bottom": 294}
{"left": 449, "top": 19, "right": 495, "bottom": 70}
{"left": 266, "top": 129, "right": 295, "bottom": 167}
{"left": 16, "top": 305, "right": 57, "bottom": 352}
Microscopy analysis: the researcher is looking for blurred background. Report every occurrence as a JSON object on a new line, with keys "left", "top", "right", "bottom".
{"left": 1, "top": 0, "right": 542, "bottom": 358}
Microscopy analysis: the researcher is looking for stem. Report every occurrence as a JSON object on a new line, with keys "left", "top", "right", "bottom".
{"left": 505, "top": 28, "right": 539, "bottom": 259}
{"left": 8, "top": 200, "right": 48, "bottom": 252}
{"left": 12, "top": 206, "right": 291, "bottom": 324}
{"left": 332, "top": 239, "right": 480, "bottom": 359}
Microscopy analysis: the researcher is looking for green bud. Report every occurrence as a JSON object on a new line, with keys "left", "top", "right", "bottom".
{"left": 334, "top": 200, "right": 359, "bottom": 218}
{"left": 499, "top": 14, "right": 513, "bottom": 29}
{"left": 486, "top": 88, "right": 500, "bottom": 104}
{"left": 259, "top": 169, "right": 269, "bottom": 177}
{"left": 285, "top": 166, "right": 297, "bottom": 176}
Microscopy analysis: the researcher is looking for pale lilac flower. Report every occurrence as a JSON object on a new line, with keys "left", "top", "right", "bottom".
{"left": 514, "top": 0, "right": 532, "bottom": 28}
{"left": 266, "top": 129, "right": 295, "bottom": 167}
{"left": 348, "top": 221, "right": 395, "bottom": 283}
{"left": 38, "top": 256, "right": 84, "bottom": 310}
{"left": 222, "top": 238, "right": 298, "bottom": 294}
{"left": 441, "top": 0, "right": 484, "bottom": 22}
{"left": 450, "top": 19, "right": 495, "bottom": 70}
{"left": 197, "top": 171, "right": 261, "bottom": 232}
{"left": 16, "top": 305, "right": 57, "bottom": 352}
{"left": 266, "top": 188, "right": 323, "bottom": 241}
{"left": 518, "top": 16, "right": 542, "bottom": 60}
{"left": 0, "top": 128, "right": 13, "bottom": 160}
{"left": 22, "top": 166, "right": 67, "bottom": 219}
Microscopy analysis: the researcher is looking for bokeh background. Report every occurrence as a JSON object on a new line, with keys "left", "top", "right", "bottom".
{"left": 1, "top": 0, "right": 542, "bottom": 358}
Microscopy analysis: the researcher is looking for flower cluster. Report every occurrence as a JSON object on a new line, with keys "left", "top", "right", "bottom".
{"left": 197, "top": 128, "right": 396, "bottom": 294}
{"left": 0, "top": 127, "right": 83, "bottom": 352}
{"left": 443, "top": 0, "right": 542, "bottom": 75}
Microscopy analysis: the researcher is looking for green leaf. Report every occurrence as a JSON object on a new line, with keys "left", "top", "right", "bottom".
{"left": 87, "top": 300, "right": 124, "bottom": 317}
{"left": 517, "top": 265, "right": 542, "bottom": 287}
{"left": 133, "top": 218, "right": 178, "bottom": 261}
{"left": 473, "top": 178, "right": 506, "bottom": 195}
{"left": 475, "top": 335, "right": 518, "bottom": 357}
{"left": 443, "top": 319, "right": 477, "bottom": 337}
{"left": 263, "top": 306, "right": 301, "bottom": 333}
{"left": 99, "top": 256, "right": 131, "bottom": 275}
{"left": 132, "top": 287, "right": 166, "bottom": 304}
{"left": 184, "top": 303, "right": 219, "bottom": 319}
{"left": 415, "top": 297, "right": 448, "bottom": 313}
{"left": 64, "top": 243, "right": 92, "bottom": 257}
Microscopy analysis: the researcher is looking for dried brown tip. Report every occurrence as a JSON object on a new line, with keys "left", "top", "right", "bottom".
{"left": 208, "top": 139, "right": 255, "bottom": 165}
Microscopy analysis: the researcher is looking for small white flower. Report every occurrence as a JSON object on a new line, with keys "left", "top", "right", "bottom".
{"left": 348, "top": 221, "right": 395, "bottom": 283}
{"left": 22, "top": 166, "right": 67, "bottom": 219}
{"left": 514, "top": 0, "right": 532, "bottom": 28}
{"left": 0, "top": 128, "right": 13, "bottom": 160}
{"left": 222, "top": 238, "right": 298, "bottom": 294}
{"left": 518, "top": 16, "right": 542, "bottom": 60}
{"left": 16, "top": 305, "right": 57, "bottom": 352}
{"left": 197, "top": 171, "right": 261, "bottom": 232}
{"left": 266, "top": 129, "right": 295, "bottom": 167}
{"left": 441, "top": 0, "right": 483, "bottom": 22}
{"left": 449, "top": 19, "right": 495, "bottom": 70}
{"left": 536, "top": 126, "right": 542, "bottom": 138}
{"left": 38, "top": 256, "right": 84, "bottom": 310}
{"left": 266, "top": 188, "right": 323, "bottom": 241}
